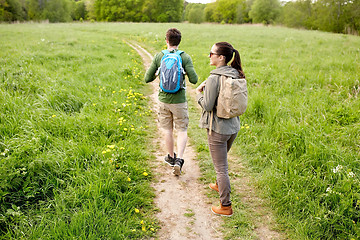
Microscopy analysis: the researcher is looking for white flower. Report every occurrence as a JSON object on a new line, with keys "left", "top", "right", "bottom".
{"left": 326, "top": 187, "right": 332, "bottom": 193}
{"left": 332, "top": 165, "right": 343, "bottom": 173}
{"left": 348, "top": 172, "right": 355, "bottom": 178}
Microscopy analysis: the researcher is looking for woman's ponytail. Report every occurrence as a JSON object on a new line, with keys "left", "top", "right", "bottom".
{"left": 231, "top": 49, "right": 245, "bottom": 79}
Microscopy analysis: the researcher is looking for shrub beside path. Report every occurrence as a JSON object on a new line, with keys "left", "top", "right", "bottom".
{"left": 126, "top": 41, "right": 286, "bottom": 240}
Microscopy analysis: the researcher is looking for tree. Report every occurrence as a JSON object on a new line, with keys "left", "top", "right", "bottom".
{"left": 42, "top": 0, "right": 72, "bottom": 22}
{"left": 71, "top": 0, "right": 87, "bottom": 20}
{"left": 204, "top": 2, "right": 218, "bottom": 22}
{"left": 204, "top": 0, "right": 248, "bottom": 24}
{"left": 345, "top": 0, "right": 360, "bottom": 34}
{"left": 312, "top": 0, "right": 355, "bottom": 33}
{"left": 216, "top": 0, "right": 242, "bottom": 23}
{"left": 281, "top": 0, "right": 312, "bottom": 29}
{"left": 26, "top": 0, "right": 45, "bottom": 20}
{"left": 155, "top": 0, "right": 183, "bottom": 22}
{"left": 142, "top": 0, "right": 156, "bottom": 21}
{"left": 184, "top": 3, "right": 205, "bottom": 23}
{"left": 0, "top": 0, "right": 25, "bottom": 21}
{"left": 84, "top": 0, "right": 96, "bottom": 20}
{"left": 249, "top": 0, "right": 281, "bottom": 24}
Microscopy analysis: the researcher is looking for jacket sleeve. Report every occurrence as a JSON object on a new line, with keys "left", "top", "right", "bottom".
{"left": 144, "top": 53, "right": 161, "bottom": 83}
{"left": 197, "top": 75, "right": 218, "bottom": 112}
{"left": 182, "top": 53, "right": 198, "bottom": 84}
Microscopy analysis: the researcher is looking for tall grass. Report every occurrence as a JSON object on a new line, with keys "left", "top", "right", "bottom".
{"left": 137, "top": 23, "right": 360, "bottom": 239}
{"left": 1, "top": 22, "right": 359, "bottom": 239}
{"left": 0, "top": 23, "right": 158, "bottom": 239}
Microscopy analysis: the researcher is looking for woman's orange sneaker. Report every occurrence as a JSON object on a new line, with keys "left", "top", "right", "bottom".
{"left": 211, "top": 203, "right": 233, "bottom": 216}
{"left": 209, "top": 183, "right": 219, "bottom": 192}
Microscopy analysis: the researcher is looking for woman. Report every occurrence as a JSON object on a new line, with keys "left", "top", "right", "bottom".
{"left": 195, "top": 42, "right": 245, "bottom": 216}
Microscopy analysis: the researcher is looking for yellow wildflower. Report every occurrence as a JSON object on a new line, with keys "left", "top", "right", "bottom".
{"left": 135, "top": 208, "right": 140, "bottom": 213}
{"left": 143, "top": 172, "right": 148, "bottom": 176}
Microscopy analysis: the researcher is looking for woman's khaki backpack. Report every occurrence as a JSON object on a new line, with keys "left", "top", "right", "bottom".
{"left": 217, "top": 75, "right": 248, "bottom": 119}
{"left": 209, "top": 74, "right": 248, "bottom": 135}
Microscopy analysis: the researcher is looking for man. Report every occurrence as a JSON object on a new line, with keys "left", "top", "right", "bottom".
{"left": 144, "top": 28, "right": 198, "bottom": 176}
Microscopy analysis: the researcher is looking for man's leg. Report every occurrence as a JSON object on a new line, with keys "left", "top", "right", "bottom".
{"left": 176, "top": 130, "right": 187, "bottom": 159}
{"left": 171, "top": 102, "right": 188, "bottom": 176}
{"left": 159, "top": 102, "right": 175, "bottom": 159}
{"left": 164, "top": 128, "right": 175, "bottom": 158}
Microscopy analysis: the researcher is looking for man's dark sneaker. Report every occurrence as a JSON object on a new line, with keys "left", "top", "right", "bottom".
{"left": 164, "top": 153, "right": 176, "bottom": 166}
{"left": 173, "top": 158, "right": 184, "bottom": 176}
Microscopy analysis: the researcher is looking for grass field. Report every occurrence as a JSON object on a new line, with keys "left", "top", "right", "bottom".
{"left": 1, "top": 22, "right": 360, "bottom": 239}
{"left": 0, "top": 23, "right": 158, "bottom": 239}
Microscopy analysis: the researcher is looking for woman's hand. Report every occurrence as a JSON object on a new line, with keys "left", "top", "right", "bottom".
{"left": 196, "top": 81, "right": 206, "bottom": 94}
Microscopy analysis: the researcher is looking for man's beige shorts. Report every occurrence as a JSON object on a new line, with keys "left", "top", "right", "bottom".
{"left": 158, "top": 102, "right": 189, "bottom": 131}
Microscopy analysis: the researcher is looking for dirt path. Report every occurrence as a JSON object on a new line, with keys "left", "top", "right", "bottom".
{"left": 126, "top": 41, "right": 285, "bottom": 240}
{"left": 126, "top": 42, "right": 223, "bottom": 240}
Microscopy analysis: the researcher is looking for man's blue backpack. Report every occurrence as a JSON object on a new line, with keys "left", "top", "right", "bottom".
{"left": 158, "top": 50, "right": 185, "bottom": 93}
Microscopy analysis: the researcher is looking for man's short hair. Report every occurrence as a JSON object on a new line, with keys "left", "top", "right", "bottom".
{"left": 166, "top": 28, "right": 181, "bottom": 46}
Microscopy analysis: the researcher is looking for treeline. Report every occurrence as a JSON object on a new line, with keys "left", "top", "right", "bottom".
{"left": 184, "top": 0, "right": 360, "bottom": 34}
{"left": 0, "top": 0, "right": 184, "bottom": 23}
{"left": 1, "top": 0, "right": 359, "bottom": 34}
{"left": 280, "top": 0, "right": 360, "bottom": 35}
{"left": 0, "top": 0, "right": 86, "bottom": 22}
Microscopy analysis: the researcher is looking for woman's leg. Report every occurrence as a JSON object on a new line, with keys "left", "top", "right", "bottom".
{"left": 227, "top": 133, "right": 237, "bottom": 152}
{"left": 207, "top": 131, "right": 233, "bottom": 206}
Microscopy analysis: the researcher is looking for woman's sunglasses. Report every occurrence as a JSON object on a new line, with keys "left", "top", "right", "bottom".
{"left": 209, "top": 52, "right": 219, "bottom": 57}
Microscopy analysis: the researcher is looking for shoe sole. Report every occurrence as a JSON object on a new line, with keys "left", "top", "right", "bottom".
{"left": 164, "top": 160, "right": 175, "bottom": 167}
{"left": 211, "top": 208, "right": 233, "bottom": 217}
{"left": 173, "top": 165, "right": 181, "bottom": 176}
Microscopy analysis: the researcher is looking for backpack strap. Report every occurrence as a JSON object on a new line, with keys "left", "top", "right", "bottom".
{"left": 209, "top": 111, "right": 214, "bottom": 135}
{"left": 209, "top": 74, "right": 225, "bottom": 135}
{"left": 175, "top": 50, "right": 185, "bottom": 75}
